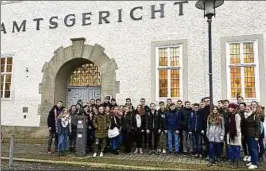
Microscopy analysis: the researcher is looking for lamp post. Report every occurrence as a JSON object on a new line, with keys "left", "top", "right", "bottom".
{"left": 195, "top": 0, "right": 224, "bottom": 109}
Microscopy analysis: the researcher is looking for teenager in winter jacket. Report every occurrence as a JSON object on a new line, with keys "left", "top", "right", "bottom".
{"left": 122, "top": 106, "right": 133, "bottom": 153}
{"left": 56, "top": 108, "right": 71, "bottom": 156}
{"left": 47, "top": 101, "right": 63, "bottom": 153}
{"left": 181, "top": 101, "right": 193, "bottom": 155}
{"left": 69, "top": 105, "right": 78, "bottom": 152}
{"left": 132, "top": 104, "right": 146, "bottom": 154}
{"left": 92, "top": 105, "right": 110, "bottom": 157}
{"left": 245, "top": 105, "right": 261, "bottom": 169}
{"left": 206, "top": 106, "right": 225, "bottom": 166}
{"left": 158, "top": 101, "right": 167, "bottom": 154}
{"left": 165, "top": 103, "right": 182, "bottom": 154}
{"left": 145, "top": 103, "right": 160, "bottom": 155}
{"left": 227, "top": 103, "right": 242, "bottom": 168}
{"left": 109, "top": 106, "right": 122, "bottom": 154}
{"left": 188, "top": 103, "right": 202, "bottom": 157}
{"left": 239, "top": 102, "right": 251, "bottom": 162}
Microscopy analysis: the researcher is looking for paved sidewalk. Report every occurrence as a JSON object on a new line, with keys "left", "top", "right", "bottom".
{"left": 1, "top": 143, "right": 207, "bottom": 165}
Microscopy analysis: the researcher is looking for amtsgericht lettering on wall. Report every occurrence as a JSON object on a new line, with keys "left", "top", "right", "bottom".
{"left": 1, "top": 1, "right": 188, "bottom": 34}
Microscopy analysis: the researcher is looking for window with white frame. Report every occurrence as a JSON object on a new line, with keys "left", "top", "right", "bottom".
{"left": 156, "top": 45, "right": 182, "bottom": 101}
{"left": 226, "top": 41, "right": 259, "bottom": 100}
{"left": 1, "top": 56, "right": 13, "bottom": 99}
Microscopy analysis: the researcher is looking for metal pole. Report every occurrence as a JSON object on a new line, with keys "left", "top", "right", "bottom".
{"left": 207, "top": 16, "right": 213, "bottom": 110}
{"left": 0, "top": 56, "right": 2, "bottom": 170}
{"left": 9, "top": 135, "right": 14, "bottom": 167}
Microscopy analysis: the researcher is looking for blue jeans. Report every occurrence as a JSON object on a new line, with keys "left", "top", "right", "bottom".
{"left": 192, "top": 132, "right": 202, "bottom": 155}
{"left": 58, "top": 134, "right": 68, "bottom": 152}
{"left": 209, "top": 142, "right": 222, "bottom": 163}
{"left": 168, "top": 130, "right": 179, "bottom": 153}
{"left": 228, "top": 145, "right": 241, "bottom": 161}
{"left": 111, "top": 135, "right": 120, "bottom": 150}
{"left": 248, "top": 137, "right": 258, "bottom": 165}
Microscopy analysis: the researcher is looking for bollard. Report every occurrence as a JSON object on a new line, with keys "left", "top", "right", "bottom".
{"left": 9, "top": 135, "right": 14, "bottom": 167}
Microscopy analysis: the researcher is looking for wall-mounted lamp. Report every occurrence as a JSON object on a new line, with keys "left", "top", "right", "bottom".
{"left": 26, "top": 68, "right": 29, "bottom": 72}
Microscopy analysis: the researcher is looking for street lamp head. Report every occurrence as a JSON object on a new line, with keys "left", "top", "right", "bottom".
{"left": 195, "top": 0, "right": 224, "bottom": 19}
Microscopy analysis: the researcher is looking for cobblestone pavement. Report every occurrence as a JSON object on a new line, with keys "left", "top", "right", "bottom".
{"left": 1, "top": 143, "right": 208, "bottom": 165}
{"left": 1, "top": 143, "right": 266, "bottom": 170}
{"left": 1, "top": 161, "right": 103, "bottom": 170}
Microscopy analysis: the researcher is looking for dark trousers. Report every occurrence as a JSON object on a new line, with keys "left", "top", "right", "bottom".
{"left": 242, "top": 135, "right": 249, "bottom": 156}
{"left": 69, "top": 129, "right": 76, "bottom": 149}
{"left": 147, "top": 130, "right": 159, "bottom": 150}
{"left": 258, "top": 136, "right": 265, "bottom": 159}
{"left": 123, "top": 131, "right": 133, "bottom": 153}
{"left": 48, "top": 130, "right": 58, "bottom": 151}
{"left": 221, "top": 134, "right": 229, "bottom": 158}
{"left": 202, "top": 133, "right": 209, "bottom": 157}
{"left": 94, "top": 138, "right": 106, "bottom": 153}
{"left": 86, "top": 129, "right": 95, "bottom": 152}
{"left": 228, "top": 145, "right": 241, "bottom": 161}
{"left": 248, "top": 137, "right": 258, "bottom": 165}
{"left": 192, "top": 132, "right": 202, "bottom": 155}
{"left": 135, "top": 129, "right": 143, "bottom": 148}
{"left": 209, "top": 142, "right": 222, "bottom": 163}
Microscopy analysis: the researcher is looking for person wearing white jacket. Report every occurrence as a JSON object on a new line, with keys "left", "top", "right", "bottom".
{"left": 227, "top": 103, "right": 241, "bottom": 168}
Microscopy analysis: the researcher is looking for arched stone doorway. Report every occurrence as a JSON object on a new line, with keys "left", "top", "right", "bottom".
{"left": 39, "top": 38, "right": 119, "bottom": 126}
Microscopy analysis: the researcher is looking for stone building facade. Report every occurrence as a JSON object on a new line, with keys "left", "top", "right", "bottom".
{"left": 1, "top": 1, "right": 266, "bottom": 137}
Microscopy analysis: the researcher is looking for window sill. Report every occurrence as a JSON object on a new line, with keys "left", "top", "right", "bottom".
{"left": 1, "top": 98, "right": 12, "bottom": 101}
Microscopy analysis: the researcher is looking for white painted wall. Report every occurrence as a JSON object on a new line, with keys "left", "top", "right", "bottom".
{"left": 1, "top": 1, "right": 266, "bottom": 126}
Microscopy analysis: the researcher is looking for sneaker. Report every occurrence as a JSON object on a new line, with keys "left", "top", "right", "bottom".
{"left": 243, "top": 156, "right": 248, "bottom": 161}
{"left": 247, "top": 156, "right": 251, "bottom": 162}
{"left": 139, "top": 148, "right": 143, "bottom": 154}
{"left": 207, "top": 162, "right": 213, "bottom": 167}
{"left": 100, "top": 152, "right": 103, "bottom": 157}
{"left": 134, "top": 148, "right": 138, "bottom": 154}
{"left": 246, "top": 162, "right": 252, "bottom": 167}
{"left": 93, "top": 153, "right": 97, "bottom": 157}
{"left": 162, "top": 149, "right": 166, "bottom": 154}
{"left": 149, "top": 150, "right": 153, "bottom": 155}
{"left": 47, "top": 151, "right": 52, "bottom": 154}
{"left": 248, "top": 165, "right": 258, "bottom": 169}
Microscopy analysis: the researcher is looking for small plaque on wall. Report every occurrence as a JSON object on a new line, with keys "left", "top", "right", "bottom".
{"left": 23, "top": 107, "right": 28, "bottom": 113}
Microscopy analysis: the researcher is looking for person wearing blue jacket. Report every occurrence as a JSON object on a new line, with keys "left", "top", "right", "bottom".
{"left": 188, "top": 103, "right": 202, "bottom": 158}
{"left": 165, "top": 103, "right": 182, "bottom": 154}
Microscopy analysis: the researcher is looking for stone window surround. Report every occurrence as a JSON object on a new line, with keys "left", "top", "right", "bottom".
{"left": 221, "top": 34, "right": 265, "bottom": 104}
{"left": 151, "top": 39, "right": 188, "bottom": 102}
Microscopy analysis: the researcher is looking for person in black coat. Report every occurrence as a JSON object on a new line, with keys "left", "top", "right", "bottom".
{"left": 109, "top": 107, "right": 122, "bottom": 154}
{"left": 47, "top": 101, "right": 63, "bottom": 153}
{"left": 158, "top": 101, "right": 168, "bottom": 154}
{"left": 181, "top": 101, "right": 193, "bottom": 155}
{"left": 69, "top": 105, "right": 78, "bottom": 152}
{"left": 199, "top": 97, "right": 211, "bottom": 158}
{"left": 145, "top": 103, "right": 160, "bottom": 155}
{"left": 132, "top": 105, "right": 146, "bottom": 154}
{"left": 122, "top": 106, "right": 134, "bottom": 153}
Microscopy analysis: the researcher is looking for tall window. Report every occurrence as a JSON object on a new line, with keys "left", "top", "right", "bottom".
{"left": 227, "top": 41, "right": 259, "bottom": 100}
{"left": 156, "top": 45, "right": 182, "bottom": 101}
{"left": 1, "top": 56, "right": 13, "bottom": 99}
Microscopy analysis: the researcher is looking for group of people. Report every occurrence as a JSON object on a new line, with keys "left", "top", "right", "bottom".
{"left": 47, "top": 96, "right": 266, "bottom": 169}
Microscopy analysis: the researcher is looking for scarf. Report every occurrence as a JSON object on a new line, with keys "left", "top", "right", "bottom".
{"left": 244, "top": 111, "right": 252, "bottom": 119}
{"left": 61, "top": 117, "right": 69, "bottom": 128}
